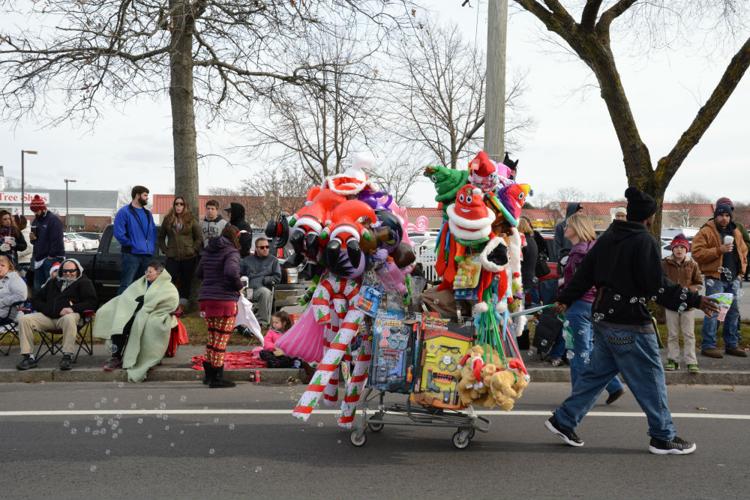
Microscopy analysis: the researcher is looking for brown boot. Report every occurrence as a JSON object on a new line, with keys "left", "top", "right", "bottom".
{"left": 701, "top": 348, "right": 724, "bottom": 359}
{"left": 725, "top": 347, "right": 748, "bottom": 357}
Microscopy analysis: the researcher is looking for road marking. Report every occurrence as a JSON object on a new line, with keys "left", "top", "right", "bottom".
{"left": 0, "top": 409, "right": 748, "bottom": 420}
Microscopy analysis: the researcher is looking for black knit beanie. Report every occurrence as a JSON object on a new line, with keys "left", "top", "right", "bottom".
{"left": 714, "top": 203, "right": 733, "bottom": 218}
{"left": 624, "top": 187, "right": 657, "bottom": 222}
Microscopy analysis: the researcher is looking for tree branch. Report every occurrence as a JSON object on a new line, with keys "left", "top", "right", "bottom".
{"left": 596, "top": 0, "right": 637, "bottom": 33}
{"left": 655, "top": 36, "right": 750, "bottom": 187}
{"left": 580, "top": 0, "right": 604, "bottom": 31}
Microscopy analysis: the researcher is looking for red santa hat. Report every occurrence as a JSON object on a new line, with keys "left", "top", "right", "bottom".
{"left": 469, "top": 151, "right": 496, "bottom": 178}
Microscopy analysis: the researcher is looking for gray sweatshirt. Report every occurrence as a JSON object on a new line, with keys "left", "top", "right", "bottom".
{"left": 240, "top": 254, "right": 282, "bottom": 290}
{"left": 0, "top": 271, "right": 28, "bottom": 318}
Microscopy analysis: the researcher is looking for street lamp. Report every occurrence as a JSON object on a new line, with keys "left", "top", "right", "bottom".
{"left": 21, "top": 150, "right": 38, "bottom": 215}
{"left": 64, "top": 178, "right": 77, "bottom": 230}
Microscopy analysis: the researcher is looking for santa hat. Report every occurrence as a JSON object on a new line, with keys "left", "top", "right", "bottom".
{"left": 670, "top": 234, "right": 690, "bottom": 251}
{"left": 469, "top": 151, "right": 496, "bottom": 178}
{"left": 30, "top": 195, "right": 47, "bottom": 212}
{"left": 49, "top": 261, "right": 61, "bottom": 277}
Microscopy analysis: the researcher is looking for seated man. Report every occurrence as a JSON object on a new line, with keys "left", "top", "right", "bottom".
{"left": 240, "top": 237, "right": 281, "bottom": 328}
{"left": 17, "top": 258, "right": 97, "bottom": 371}
{"left": 94, "top": 261, "right": 179, "bottom": 382}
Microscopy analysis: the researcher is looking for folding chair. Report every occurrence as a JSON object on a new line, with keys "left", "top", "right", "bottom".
{"left": 34, "top": 310, "right": 96, "bottom": 362}
{"left": 0, "top": 301, "right": 26, "bottom": 356}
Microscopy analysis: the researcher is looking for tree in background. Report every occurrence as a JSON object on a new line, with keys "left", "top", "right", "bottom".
{"left": 512, "top": 0, "right": 750, "bottom": 235}
{"left": 0, "top": 1, "right": 410, "bottom": 214}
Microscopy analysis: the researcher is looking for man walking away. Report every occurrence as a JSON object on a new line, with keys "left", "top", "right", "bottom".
{"left": 545, "top": 187, "right": 718, "bottom": 455}
{"left": 29, "top": 195, "right": 65, "bottom": 292}
{"left": 202, "top": 199, "right": 227, "bottom": 246}
{"left": 224, "top": 202, "right": 253, "bottom": 258}
{"left": 692, "top": 201, "right": 748, "bottom": 359}
{"left": 114, "top": 186, "right": 157, "bottom": 295}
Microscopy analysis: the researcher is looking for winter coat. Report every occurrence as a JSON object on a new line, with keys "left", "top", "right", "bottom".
{"left": 520, "top": 233, "right": 538, "bottom": 291}
{"left": 226, "top": 202, "right": 253, "bottom": 258}
{"left": 31, "top": 210, "right": 65, "bottom": 261}
{"left": 240, "top": 254, "right": 282, "bottom": 290}
{"left": 557, "top": 220, "right": 702, "bottom": 327}
{"left": 17, "top": 227, "right": 33, "bottom": 265}
{"left": 553, "top": 202, "right": 582, "bottom": 260}
{"left": 563, "top": 240, "right": 597, "bottom": 303}
{"left": 661, "top": 255, "right": 702, "bottom": 292}
{"left": 0, "top": 271, "right": 28, "bottom": 319}
{"left": 197, "top": 236, "right": 243, "bottom": 301}
{"left": 201, "top": 215, "right": 227, "bottom": 246}
{"left": 692, "top": 220, "right": 748, "bottom": 280}
{"left": 32, "top": 258, "right": 97, "bottom": 319}
{"left": 0, "top": 225, "right": 27, "bottom": 265}
{"left": 157, "top": 216, "right": 202, "bottom": 260}
{"left": 93, "top": 269, "right": 179, "bottom": 382}
{"left": 113, "top": 204, "right": 157, "bottom": 256}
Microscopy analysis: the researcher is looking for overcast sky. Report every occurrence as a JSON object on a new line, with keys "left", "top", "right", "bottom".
{"left": 1, "top": 1, "right": 748, "bottom": 208}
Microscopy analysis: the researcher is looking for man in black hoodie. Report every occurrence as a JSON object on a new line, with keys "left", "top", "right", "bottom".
{"left": 545, "top": 187, "right": 718, "bottom": 456}
{"left": 224, "top": 202, "right": 253, "bottom": 258}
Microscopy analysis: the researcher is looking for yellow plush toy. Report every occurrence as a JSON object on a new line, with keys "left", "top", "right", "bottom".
{"left": 457, "top": 345, "right": 488, "bottom": 405}
{"left": 487, "top": 369, "right": 529, "bottom": 411}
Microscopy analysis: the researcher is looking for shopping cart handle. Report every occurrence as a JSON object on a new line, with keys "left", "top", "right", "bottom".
{"left": 508, "top": 304, "right": 554, "bottom": 318}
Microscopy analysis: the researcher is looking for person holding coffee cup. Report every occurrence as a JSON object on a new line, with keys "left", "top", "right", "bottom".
{"left": 692, "top": 202, "right": 748, "bottom": 359}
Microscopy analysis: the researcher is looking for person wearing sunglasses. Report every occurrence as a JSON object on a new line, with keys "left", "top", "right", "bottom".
{"left": 239, "top": 237, "right": 281, "bottom": 328}
{"left": 17, "top": 258, "right": 97, "bottom": 371}
{"left": 157, "top": 196, "right": 203, "bottom": 309}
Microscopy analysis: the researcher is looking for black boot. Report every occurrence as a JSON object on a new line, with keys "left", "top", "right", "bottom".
{"left": 209, "top": 366, "right": 236, "bottom": 388}
{"left": 202, "top": 361, "right": 212, "bottom": 385}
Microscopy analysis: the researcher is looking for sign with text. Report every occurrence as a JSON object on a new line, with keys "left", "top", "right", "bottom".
{"left": 0, "top": 192, "right": 50, "bottom": 204}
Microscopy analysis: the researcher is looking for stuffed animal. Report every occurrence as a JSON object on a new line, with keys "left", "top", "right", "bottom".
{"left": 447, "top": 185, "right": 495, "bottom": 262}
{"left": 487, "top": 370, "right": 519, "bottom": 411}
{"left": 424, "top": 165, "right": 469, "bottom": 205}
{"left": 457, "top": 345, "right": 487, "bottom": 405}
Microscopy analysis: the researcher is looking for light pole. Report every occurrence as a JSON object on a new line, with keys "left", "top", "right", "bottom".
{"left": 64, "top": 178, "right": 77, "bottom": 230}
{"left": 21, "top": 150, "right": 38, "bottom": 215}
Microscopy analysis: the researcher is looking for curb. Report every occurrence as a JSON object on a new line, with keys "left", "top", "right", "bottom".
{"left": 0, "top": 368, "right": 304, "bottom": 385}
{"left": 1, "top": 367, "right": 749, "bottom": 385}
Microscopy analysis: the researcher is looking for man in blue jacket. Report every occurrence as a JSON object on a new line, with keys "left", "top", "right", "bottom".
{"left": 29, "top": 195, "right": 65, "bottom": 292}
{"left": 114, "top": 185, "right": 157, "bottom": 294}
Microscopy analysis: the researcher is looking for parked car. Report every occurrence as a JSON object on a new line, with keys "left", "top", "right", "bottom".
{"left": 64, "top": 232, "right": 98, "bottom": 252}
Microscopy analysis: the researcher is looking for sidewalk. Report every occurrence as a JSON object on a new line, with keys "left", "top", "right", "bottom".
{"left": 1, "top": 342, "right": 749, "bottom": 385}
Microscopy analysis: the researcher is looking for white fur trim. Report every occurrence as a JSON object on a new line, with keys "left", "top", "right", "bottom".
{"left": 295, "top": 216, "right": 322, "bottom": 234}
{"left": 508, "top": 227, "right": 522, "bottom": 276}
{"left": 515, "top": 314, "right": 527, "bottom": 338}
{"left": 495, "top": 301, "right": 508, "bottom": 314}
{"left": 329, "top": 224, "right": 360, "bottom": 242}
{"left": 479, "top": 237, "right": 507, "bottom": 272}
{"left": 473, "top": 302, "right": 489, "bottom": 314}
{"left": 449, "top": 222, "right": 492, "bottom": 242}
{"left": 446, "top": 204, "right": 495, "bottom": 230}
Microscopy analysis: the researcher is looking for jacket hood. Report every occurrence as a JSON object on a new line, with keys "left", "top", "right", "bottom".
{"left": 570, "top": 240, "right": 595, "bottom": 256}
{"left": 565, "top": 202, "right": 582, "bottom": 218}
{"left": 608, "top": 220, "right": 652, "bottom": 243}
{"left": 60, "top": 258, "right": 84, "bottom": 274}
{"left": 227, "top": 203, "right": 246, "bottom": 225}
{"left": 207, "top": 235, "right": 237, "bottom": 253}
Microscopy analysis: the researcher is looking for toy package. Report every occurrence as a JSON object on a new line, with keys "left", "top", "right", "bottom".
{"left": 411, "top": 314, "right": 474, "bottom": 410}
{"left": 369, "top": 308, "right": 419, "bottom": 394}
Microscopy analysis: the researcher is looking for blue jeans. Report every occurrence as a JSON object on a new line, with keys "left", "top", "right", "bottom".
{"left": 701, "top": 278, "right": 740, "bottom": 350}
{"left": 118, "top": 253, "right": 152, "bottom": 295}
{"left": 553, "top": 323, "right": 675, "bottom": 441}
{"left": 566, "top": 301, "right": 623, "bottom": 396}
{"left": 33, "top": 257, "right": 60, "bottom": 292}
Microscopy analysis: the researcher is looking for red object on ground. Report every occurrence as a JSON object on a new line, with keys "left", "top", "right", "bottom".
{"left": 164, "top": 319, "right": 189, "bottom": 358}
{"left": 191, "top": 350, "right": 268, "bottom": 370}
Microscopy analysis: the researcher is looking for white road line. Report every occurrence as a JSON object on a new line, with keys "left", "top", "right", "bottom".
{"left": 0, "top": 409, "right": 748, "bottom": 420}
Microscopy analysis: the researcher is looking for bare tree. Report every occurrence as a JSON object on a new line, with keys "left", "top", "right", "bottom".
{"left": 239, "top": 23, "right": 383, "bottom": 185}
{"left": 364, "top": 158, "right": 424, "bottom": 205}
{"left": 511, "top": 0, "right": 750, "bottom": 235}
{"left": 386, "top": 19, "right": 532, "bottom": 168}
{"left": 668, "top": 191, "right": 713, "bottom": 227}
{"left": 0, "top": 1, "right": 410, "bottom": 212}
{"left": 238, "top": 166, "right": 310, "bottom": 225}
{"left": 551, "top": 186, "right": 585, "bottom": 203}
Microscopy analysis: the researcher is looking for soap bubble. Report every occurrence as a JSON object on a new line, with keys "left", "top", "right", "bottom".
{"left": 180, "top": 396, "right": 187, "bottom": 402}
{"left": 195, "top": 422, "right": 201, "bottom": 427}
{"left": 71, "top": 428, "right": 77, "bottom": 435}
{"left": 105, "top": 449, "right": 110, "bottom": 456}
{"left": 613, "top": 294, "right": 621, "bottom": 301}
{"left": 337, "top": 440, "right": 342, "bottom": 444}
{"left": 100, "top": 397, "right": 107, "bottom": 404}
{"left": 113, "top": 398, "right": 119, "bottom": 404}
{"left": 94, "top": 403, "right": 101, "bottom": 409}
{"left": 93, "top": 430, "right": 100, "bottom": 436}
{"left": 89, "top": 465, "right": 97, "bottom": 473}
{"left": 130, "top": 403, "right": 137, "bottom": 409}
{"left": 159, "top": 402, "right": 166, "bottom": 410}
{"left": 608, "top": 309, "right": 614, "bottom": 314}
{"left": 209, "top": 448, "right": 216, "bottom": 455}
{"left": 658, "top": 288, "right": 665, "bottom": 294}
{"left": 680, "top": 293, "right": 687, "bottom": 301}
{"left": 317, "top": 421, "right": 324, "bottom": 428}
{"left": 650, "top": 296, "right": 657, "bottom": 302}
{"left": 117, "top": 428, "right": 123, "bottom": 435}
{"left": 180, "top": 430, "right": 185, "bottom": 435}
{"left": 163, "top": 415, "right": 169, "bottom": 421}
{"left": 147, "top": 395, "right": 153, "bottom": 401}
{"left": 63, "top": 420, "right": 70, "bottom": 428}
{"left": 147, "top": 434, "right": 152, "bottom": 439}
{"left": 706, "top": 280, "right": 714, "bottom": 287}
{"left": 111, "top": 433, "right": 118, "bottom": 440}
{"left": 170, "top": 442, "right": 175, "bottom": 448}
{"left": 68, "top": 402, "right": 75, "bottom": 409}
{"left": 254, "top": 466, "right": 262, "bottom": 473}
{"left": 137, "top": 418, "right": 143, "bottom": 424}
{"left": 678, "top": 303, "right": 687, "bottom": 312}
{"left": 228, "top": 424, "right": 235, "bottom": 431}
{"left": 638, "top": 297, "right": 646, "bottom": 304}
{"left": 101, "top": 428, "right": 107, "bottom": 435}
{"left": 629, "top": 297, "right": 638, "bottom": 304}
{"left": 164, "top": 425, "right": 170, "bottom": 431}
{"left": 213, "top": 418, "right": 219, "bottom": 424}
{"left": 84, "top": 426, "right": 91, "bottom": 433}
{"left": 565, "top": 351, "right": 574, "bottom": 360}
{"left": 117, "top": 382, "right": 125, "bottom": 388}
{"left": 159, "top": 394, "right": 165, "bottom": 401}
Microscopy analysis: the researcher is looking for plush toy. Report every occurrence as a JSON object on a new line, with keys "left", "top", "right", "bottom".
{"left": 489, "top": 183, "right": 531, "bottom": 227}
{"left": 424, "top": 165, "right": 469, "bottom": 205}
{"left": 468, "top": 151, "right": 499, "bottom": 193}
{"left": 457, "top": 345, "right": 488, "bottom": 405}
{"left": 487, "top": 370, "right": 520, "bottom": 411}
{"left": 446, "top": 185, "right": 495, "bottom": 262}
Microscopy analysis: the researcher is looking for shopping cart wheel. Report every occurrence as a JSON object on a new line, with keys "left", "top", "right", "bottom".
{"left": 452, "top": 430, "right": 471, "bottom": 450}
{"left": 367, "top": 422, "right": 384, "bottom": 433}
{"left": 350, "top": 430, "right": 367, "bottom": 447}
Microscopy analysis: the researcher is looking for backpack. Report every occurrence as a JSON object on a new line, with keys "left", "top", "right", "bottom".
{"left": 533, "top": 308, "right": 563, "bottom": 359}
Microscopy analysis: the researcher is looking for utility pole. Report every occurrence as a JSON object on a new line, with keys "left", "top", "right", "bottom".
{"left": 21, "top": 149, "right": 38, "bottom": 215}
{"left": 64, "top": 178, "right": 77, "bottom": 230}
{"left": 483, "top": 0, "right": 508, "bottom": 162}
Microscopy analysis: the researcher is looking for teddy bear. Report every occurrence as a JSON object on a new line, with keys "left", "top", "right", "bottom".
{"left": 477, "top": 363, "right": 499, "bottom": 407}
{"left": 457, "top": 345, "right": 488, "bottom": 405}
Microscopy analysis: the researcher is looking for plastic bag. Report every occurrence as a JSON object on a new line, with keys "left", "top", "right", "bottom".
{"left": 235, "top": 295, "right": 263, "bottom": 345}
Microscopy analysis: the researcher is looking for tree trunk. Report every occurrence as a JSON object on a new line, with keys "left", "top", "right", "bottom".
{"left": 169, "top": 0, "right": 199, "bottom": 216}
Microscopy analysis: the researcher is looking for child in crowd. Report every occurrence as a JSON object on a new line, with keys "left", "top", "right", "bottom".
{"left": 254, "top": 311, "right": 314, "bottom": 382}
{"left": 661, "top": 234, "right": 703, "bottom": 373}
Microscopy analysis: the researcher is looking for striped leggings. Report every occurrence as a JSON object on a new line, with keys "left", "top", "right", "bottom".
{"left": 205, "top": 315, "right": 236, "bottom": 367}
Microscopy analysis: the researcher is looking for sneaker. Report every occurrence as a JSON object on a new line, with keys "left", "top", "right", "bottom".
{"left": 725, "top": 347, "right": 748, "bottom": 357}
{"left": 665, "top": 359, "right": 678, "bottom": 371}
{"left": 701, "top": 348, "right": 723, "bottom": 359}
{"left": 687, "top": 364, "right": 700, "bottom": 374}
{"left": 550, "top": 358, "right": 563, "bottom": 367}
{"left": 16, "top": 355, "right": 38, "bottom": 371}
{"left": 648, "top": 436, "right": 696, "bottom": 455}
{"left": 103, "top": 357, "right": 123, "bottom": 372}
{"left": 59, "top": 354, "right": 73, "bottom": 371}
{"left": 606, "top": 388, "right": 626, "bottom": 405}
{"left": 545, "top": 416, "right": 584, "bottom": 447}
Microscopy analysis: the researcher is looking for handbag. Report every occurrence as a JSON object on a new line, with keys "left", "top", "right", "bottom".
{"left": 535, "top": 253, "right": 551, "bottom": 278}
{"left": 532, "top": 308, "right": 562, "bottom": 358}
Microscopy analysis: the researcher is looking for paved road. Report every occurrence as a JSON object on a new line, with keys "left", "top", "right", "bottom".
{"left": 1, "top": 381, "right": 748, "bottom": 499}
